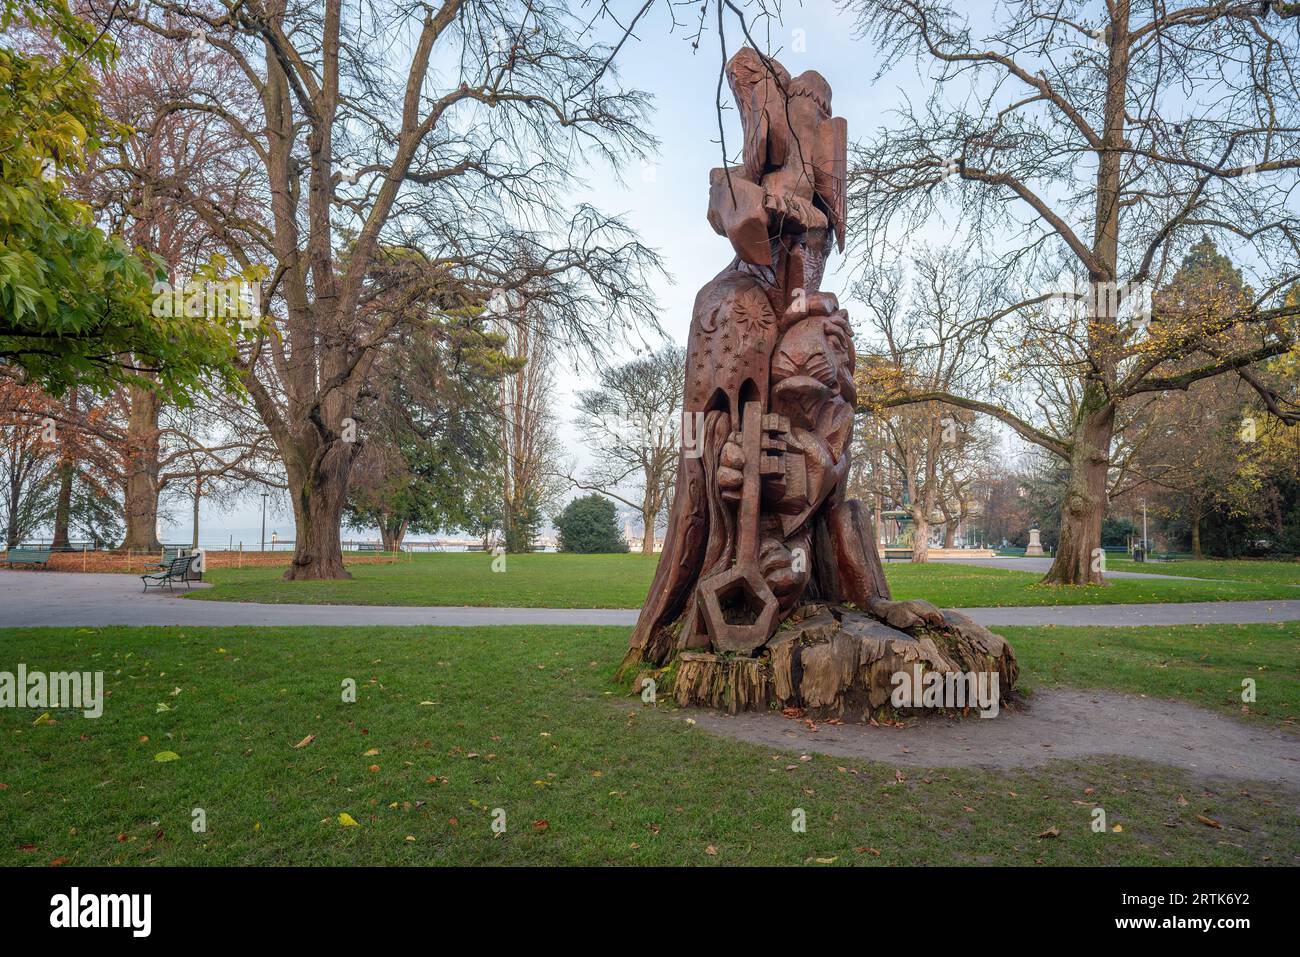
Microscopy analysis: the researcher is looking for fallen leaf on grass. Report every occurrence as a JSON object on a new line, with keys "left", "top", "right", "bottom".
{"left": 32, "top": 713, "right": 53, "bottom": 726}
{"left": 854, "top": 846, "right": 881, "bottom": 856}
{"left": 1037, "top": 826, "right": 1061, "bottom": 839}
{"left": 363, "top": 748, "right": 379, "bottom": 756}
{"left": 1196, "top": 814, "right": 1223, "bottom": 829}
{"left": 704, "top": 845, "right": 717, "bottom": 856}
{"left": 293, "top": 735, "right": 316, "bottom": 749}
{"left": 338, "top": 813, "right": 360, "bottom": 827}
{"left": 49, "top": 856, "right": 69, "bottom": 867}
{"left": 532, "top": 820, "right": 549, "bottom": 831}
{"left": 153, "top": 751, "right": 180, "bottom": 763}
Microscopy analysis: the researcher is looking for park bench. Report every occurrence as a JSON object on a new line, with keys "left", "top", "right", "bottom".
{"left": 147, "top": 545, "right": 186, "bottom": 571}
{"left": 882, "top": 547, "right": 913, "bottom": 562}
{"left": 141, "top": 555, "right": 196, "bottom": 592}
{"left": 2, "top": 547, "right": 52, "bottom": 569}
{"left": 354, "top": 543, "right": 383, "bottom": 552}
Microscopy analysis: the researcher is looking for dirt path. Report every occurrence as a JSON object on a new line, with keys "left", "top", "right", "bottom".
{"left": 689, "top": 688, "right": 1300, "bottom": 789}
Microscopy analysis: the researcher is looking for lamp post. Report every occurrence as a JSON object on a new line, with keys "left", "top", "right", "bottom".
{"left": 260, "top": 492, "right": 268, "bottom": 552}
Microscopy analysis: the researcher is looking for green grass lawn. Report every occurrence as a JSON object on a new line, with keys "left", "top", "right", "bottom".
{"left": 1004, "top": 622, "right": 1300, "bottom": 726}
{"left": 1108, "top": 557, "right": 1300, "bottom": 586}
{"left": 886, "top": 562, "right": 1300, "bottom": 606}
{"left": 191, "top": 553, "right": 661, "bottom": 608}
{"left": 187, "top": 552, "right": 1300, "bottom": 608}
{"left": 1, "top": 623, "right": 1296, "bottom": 866}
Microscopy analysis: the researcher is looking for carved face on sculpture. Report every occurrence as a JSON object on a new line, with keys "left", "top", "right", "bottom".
{"left": 770, "top": 310, "right": 852, "bottom": 427}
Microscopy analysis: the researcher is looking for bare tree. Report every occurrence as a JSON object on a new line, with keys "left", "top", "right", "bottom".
{"left": 496, "top": 300, "right": 564, "bottom": 552}
{"left": 854, "top": 247, "right": 996, "bottom": 560}
{"left": 0, "top": 381, "right": 59, "bottom": 548}
{"left": 572, "top": 345, "right": 684, "bottom": 554}
{"left": 848, "top": 0, "right": 1300, "bottom": 583}
{"left": 60, "top": 17, "right": 263, "bottom": 550}
{"left": 112, "top": 0, "right": 663, "bottom": 578}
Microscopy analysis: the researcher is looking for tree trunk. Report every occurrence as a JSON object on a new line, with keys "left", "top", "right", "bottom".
{"left": 5, "top": 475, "right": 18, "bottom": 548}
{"left": 120, "top": 384, "right": 162, "bottom": 552}
{"left": 1039, "top": 3, "right": 1128, "bottom": 585}
{"left": 911, "top": 515, "right": 930, "bottom": 563}
{"left": 1041, "top": 395, "right": 1115, "bottom": 585}
{"left": 191, "top": 476, "right": 202, "bottom": 549}
{"left": 283, "top": 438, "right": 353, "bottom": 580}
{"left": 52, "top": 389, "right": 76, "bottom": 549}
{"left": 640, "top": 504, "right": 656, "bottom": 554}
{"left": 942, "top": 519, "right": 956, "bottom": 548}
{"left": 1190, "top": 501, "right": 1202, "bottom": 560}
{"left": 51, "top": 463, "right": 73, "bottom": 548}
{"left": 379, "top": 515, "right": 407, "bottom": 552}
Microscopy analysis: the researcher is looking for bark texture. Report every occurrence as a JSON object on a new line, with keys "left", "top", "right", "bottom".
{"left": 649, "top": 603, "right": 1017, "bottom": 720}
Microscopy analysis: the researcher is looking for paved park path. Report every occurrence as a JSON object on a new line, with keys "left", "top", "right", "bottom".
{"left": 929, "top": 555, "right": 1215, "bottom": 580}
{"left": 1, "top": 570, "right": 1298, "bottom": 628}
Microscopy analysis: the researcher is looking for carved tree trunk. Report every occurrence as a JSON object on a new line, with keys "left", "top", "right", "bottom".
{"left": 620, "top": 46, "right": 1018, "bottom": 717}
{"left": 120, "top": 384, "right": 162, "bottom": 553}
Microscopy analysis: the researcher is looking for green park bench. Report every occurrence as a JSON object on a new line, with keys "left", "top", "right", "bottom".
{"left": 354, "top": 543, "right": 383, "bottom": 552}
{"left": 141, "top": 555, "right": 196, "bottom": 593}
{"left": 147, "top": 545, "right": 187, "bottom": 571}
{"left": 2, "top": 547, "right": 52, "bottom": 569}
{"left": 882, "top": 547, "right": 913, "bottom": 562}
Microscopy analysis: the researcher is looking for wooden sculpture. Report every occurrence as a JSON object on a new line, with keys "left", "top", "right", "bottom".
{"left": 620, "top": 48, "right": 1017, "bottom": 718}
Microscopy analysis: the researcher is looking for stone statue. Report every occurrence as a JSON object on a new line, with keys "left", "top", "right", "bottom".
{"left": 621, "top": 49, "right": 1017, "bottom": 718}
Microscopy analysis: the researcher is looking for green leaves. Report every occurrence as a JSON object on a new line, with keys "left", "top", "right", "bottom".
{"left": 0, "top": 2, "right": 240, "bottom": 397}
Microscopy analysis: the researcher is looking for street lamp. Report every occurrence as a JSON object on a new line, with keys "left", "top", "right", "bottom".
{"left": 260, "top": 492, "right": 269, "bottom": 552}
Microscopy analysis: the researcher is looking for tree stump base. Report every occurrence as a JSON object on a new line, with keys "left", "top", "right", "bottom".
{"left": 649, "top": 602, "right": 1018, "bottom": 721}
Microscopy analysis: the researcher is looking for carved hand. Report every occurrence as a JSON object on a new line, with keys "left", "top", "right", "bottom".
{"left": 779, "top": 290, "right": 839, "bottom": 332}
{"left": 717, "top": 431, "right": 745, "bottom": 502}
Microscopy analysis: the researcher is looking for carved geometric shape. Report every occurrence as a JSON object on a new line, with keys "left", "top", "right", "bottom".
{"left": 696, "top": 564, "right": 781, "bottom": 654}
